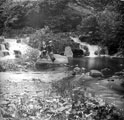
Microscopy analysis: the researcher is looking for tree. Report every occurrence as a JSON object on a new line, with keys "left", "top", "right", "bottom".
{"left": 116, "top": 1, "right": 124, "bottom": 53}
{"left": 0, "top": 0, "right": 7, "bottom": 35}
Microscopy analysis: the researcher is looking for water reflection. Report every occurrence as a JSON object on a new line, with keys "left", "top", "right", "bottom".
{"left": 69, "top": 57, "right": 124, "bottom": 76}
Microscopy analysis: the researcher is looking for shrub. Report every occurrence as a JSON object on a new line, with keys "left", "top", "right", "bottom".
{"left": 29, "top": 27, "right": 79, "bottom": 54}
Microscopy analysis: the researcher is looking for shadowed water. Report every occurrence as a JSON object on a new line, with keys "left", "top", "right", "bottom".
{"left": 69, "top": 57, "right": 124, "bottom": 77}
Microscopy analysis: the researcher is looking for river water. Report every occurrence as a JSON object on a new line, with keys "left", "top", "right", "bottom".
{"left": 69, "top": 56, "right": 124, "bottom": 111}
{"left": 1, "top": 38, "right": 124, "bottom": 118}
{"left": 0, "top": 55, "right": 124, "bottom": 116}
{"left": 69, "top": 56, "right": 124, "bottom": 77}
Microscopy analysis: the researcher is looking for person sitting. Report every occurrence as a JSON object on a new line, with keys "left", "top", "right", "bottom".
{"left": 47, "top": 41, "right": 55, "bottom": 62}
{"left": 39, "top": 41, "right": 48, "bottom": 59}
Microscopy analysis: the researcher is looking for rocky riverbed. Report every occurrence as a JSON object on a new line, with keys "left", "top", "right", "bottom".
{"left": 0, "top": 69, "right": 124, "bottom": 120}
{"left": 0, "top": 38, "right": 124, "bottom": 120}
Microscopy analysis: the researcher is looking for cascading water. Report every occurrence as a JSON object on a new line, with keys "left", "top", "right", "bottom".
{"left": 70, "top": 36, "right": 101, "bottom": 57}
{"left": 0, "top": 44, "right": 6, "bottom": 51}
{"left": 0, "top": 38, "right": 30, "bottom": 59}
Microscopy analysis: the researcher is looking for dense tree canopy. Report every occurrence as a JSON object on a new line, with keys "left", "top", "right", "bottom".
{"left": 0, "top": 0, "right": 123, "bottom": 54}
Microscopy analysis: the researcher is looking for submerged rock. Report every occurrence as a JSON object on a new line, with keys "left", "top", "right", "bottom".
{"left": 115, "top": 72, "right": 124, "bottom": 76}
{"left": 90, "top": 70, "right": 103, "bottom": 77}
{"left": 101, "top": 68, "right": 111, "bottom": 75}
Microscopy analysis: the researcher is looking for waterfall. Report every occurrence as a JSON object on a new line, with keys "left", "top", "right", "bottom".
{"left": 0, "top": 44, "right": 6, "bottom": 51}
{"left": 70, "top": 36, "right": 100, "bottom": 57}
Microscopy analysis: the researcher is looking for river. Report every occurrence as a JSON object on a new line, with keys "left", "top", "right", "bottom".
{"left": 0, "top": 38, "right": 124, "bottom": 117}
{"left": 69, "top": 56, "right": 124, "bottom": 77}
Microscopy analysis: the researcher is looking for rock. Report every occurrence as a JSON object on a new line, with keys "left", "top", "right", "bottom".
{"left": 0, "top": 100, "right": 10, "bottom": 105}
{"left": 0, "top": 44, "right": 6, "bottom": 51}
{"left": 0, "top": 51, "right": 4, "bottom": 57}
{"left": 81, "top": 67, "right": 86, "bottom": 73}
{"left": 4, "top": 42, "right": 10, "bottom": 50}
{"left": 64, "top": 46, "right": 73, "bottom": 58}
{"left": 36, "top": 54, "right": 68, "bottom": 67}
{"left": 90, "top": 70, "right": 103, "bottom": 77}
{"left": 85, "top": 72, "right": 90, "bottom": 76}
{"left": 108, "top": 79, "right": 114, "bottom": 82}
{"left": 121, "top": 81, "right": 124, "bottom": 87}
{"left": 101, "top": 68, "right": 111, "bottom": 72}
{"left": 16, "top": 39, "right": 21, "bottom": 43}
{"left": 115, "top": 72, "right": 124, "bottom": 76}
{"left": 0, "top": 65, "right": 6, "bottom": 72}
{"left": 72, "top": 49, "right": 84, "bottom": 57}
{"left": 72, "top": 71, "right": 76, "bottom": 76}
{"left": 99, "top": 47, "right": 108, "bottom": 55}
{"left": 0, "top": 50, "right": 9, "bottom": 57}
{"left": 73, "top": 65, "right": 81, "bottom": 75}
{"left": 2, "top": 51, "right": 10, "bottom": 56}
{"left": 0, "top": 36, "right": 5, "bottom": 43}
{"left": 101, "top": 68, "right": 111, "bottom": 75}
{"left": 113, "top": 51, "right": 124, "bottom": 58}
{"left": 14, "top": 50, "right": 22, "bottom": 58}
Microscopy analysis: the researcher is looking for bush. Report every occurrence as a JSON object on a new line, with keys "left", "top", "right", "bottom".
{"left": 29, "top": 27, "right": 79, "bottom": 54}
{"left": 52, "top": 75, "right": 124, "bottom": 120}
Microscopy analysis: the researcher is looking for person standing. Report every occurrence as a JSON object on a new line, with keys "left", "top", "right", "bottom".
{"left": 47, "top": 41, "right": 55, "bottom": 62}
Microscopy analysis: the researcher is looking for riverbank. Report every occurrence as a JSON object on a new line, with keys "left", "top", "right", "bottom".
{"left": 0, "top": 38, "right": 124, "bottom": 119}
{"left": 0, "top": 70, "right": 124, "bottom": 120}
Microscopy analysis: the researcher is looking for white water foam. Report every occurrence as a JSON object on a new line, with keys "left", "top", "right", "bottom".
{"left": 70, "top": 36, "right": 100, "bottom": 57}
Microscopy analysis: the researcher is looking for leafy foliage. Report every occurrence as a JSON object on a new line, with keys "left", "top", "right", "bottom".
{"left": 116, "top": 1, "right": 124, "bottom": 53}
{"left": 1, "top": 75, "right": 124, "bottom": 120}
{"left": 0, "top": 0, "right": 123, "bottom": 54}
{"left": 29, "top": 26, "right": 79, "bottom": 54}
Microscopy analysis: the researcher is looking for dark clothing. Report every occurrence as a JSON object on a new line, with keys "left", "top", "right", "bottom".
{"left": 39, "top": 42, "right": 47, "bottom": 59}
{"left": 40, "top": 50, "right": 48, "bottom": 59}
{"left": 39, "top": 42, "right": 55, "bottom": 62}
{"left": 47, "top": 45, "right": 54, "bottom": 53}
{"left": 39, "top": 45, "right": 47, "bottom": 51}
{"left": 49, "top": 52, "right": 55, "bottom": 62}
{"left": 47, "top": 44, "right": 55, "bottom": 62}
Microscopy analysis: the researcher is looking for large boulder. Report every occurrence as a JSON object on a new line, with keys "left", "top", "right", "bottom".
{"left": 90, "top": 70, "right": 103, "bottom": 77}
{"left": 36, "top": 54, "right": 68, "bottom": 68}
{"left": 115, "top": 71, "right": 124, "bottom": 76}
{"left": 64, "top": 46, "right": 73, "bottom": 58}
{"left": 99, "top": 47, "right": 108, "bottom": 55}
{"left": 72, "top": 49, "right": 84, "bottom": 57}
{"left": 113, "top": 51, "right": 124, "bottom": 58}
